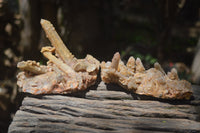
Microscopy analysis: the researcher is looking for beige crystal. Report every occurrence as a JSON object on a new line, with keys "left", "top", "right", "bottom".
{"left": 17, "top": 19, "right": 100, "bottom": 94}
{"left": 101, "top": 52, "right": 193, "bottom": 99}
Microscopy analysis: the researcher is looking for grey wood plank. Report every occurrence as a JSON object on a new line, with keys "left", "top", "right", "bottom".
{"left": 8, "top": 82, "right": 200, "bottom": 133}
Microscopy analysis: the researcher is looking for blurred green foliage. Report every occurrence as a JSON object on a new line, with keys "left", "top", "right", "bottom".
{"left": 121, "top": 49, "right": 157, "bottom": 68}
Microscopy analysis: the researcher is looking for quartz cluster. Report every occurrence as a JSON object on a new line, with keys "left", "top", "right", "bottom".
{"left": 101, "top": 52, "right": 192, "bottom": 99}
{"left": 17, "top": 19, "right": 193, "bottom": 99}
{"left": 17, "top": 19, "right": 100, "bottom": 94}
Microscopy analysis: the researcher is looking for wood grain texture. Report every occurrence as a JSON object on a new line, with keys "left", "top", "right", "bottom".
{"left": 8, "top": 82, "right": 200, "bottom": 133}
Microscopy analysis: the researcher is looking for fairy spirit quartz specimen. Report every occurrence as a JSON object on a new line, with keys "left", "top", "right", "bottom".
{"left": 101, "top": 52, "right": 193, "bottom": 99}
{"left": 17, "top": 19, "right": 100, "bottom": 94}
{"left": 17, "top": 19, "right": 193, "bottom": 99}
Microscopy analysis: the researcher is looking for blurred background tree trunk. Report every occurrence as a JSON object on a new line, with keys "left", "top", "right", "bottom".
{"left": 155, "top": 0, "right": 186, "bottom": 62}
{"left": 192, "top": 35, "right": 200, "bottom": 84}
{"left": 59, "top": 0, "right": 115, "bottom": 60}
{"left": 19, "top": 0, "right": 58, "bottom": 61}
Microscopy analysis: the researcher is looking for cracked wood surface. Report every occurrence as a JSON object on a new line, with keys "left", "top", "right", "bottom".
{"left": 8, "top": 82, "right": 200, "bottom": 133}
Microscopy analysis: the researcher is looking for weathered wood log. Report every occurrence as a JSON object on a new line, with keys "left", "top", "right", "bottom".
{"left": 8, "top": 82, "right": 200, "bottom": 133}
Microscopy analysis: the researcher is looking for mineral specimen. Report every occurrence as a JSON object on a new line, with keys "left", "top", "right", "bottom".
{"left": 17, "top": 19, "right": 100, "bottom": 94}
{"left": 101, "top": 52, "right": 193, "bottom": 100}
